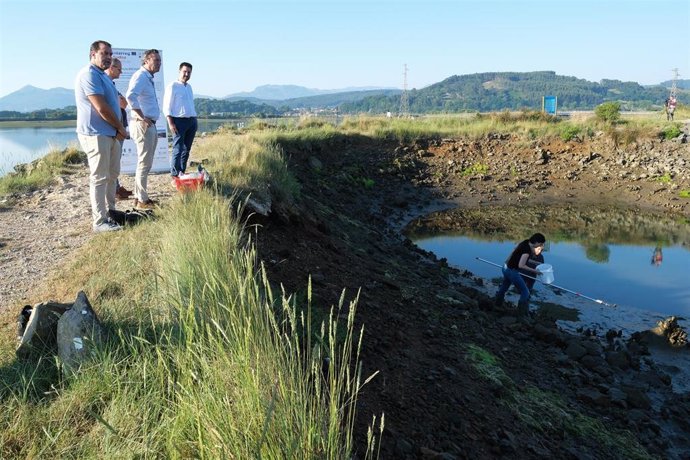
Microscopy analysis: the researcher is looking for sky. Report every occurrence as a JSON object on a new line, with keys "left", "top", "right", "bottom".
{"left": 0, "top": 0, "right": 688, "bottom": 99}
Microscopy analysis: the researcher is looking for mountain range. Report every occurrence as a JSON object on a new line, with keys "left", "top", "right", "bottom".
{"left": 0, "top": 84, "right": 397, "bottom": 112}
{"left": 1, "top": 75, "right": 687, "bottom": 113}
{"left": 0, "top": 85, "right": 75, "bottom": 112}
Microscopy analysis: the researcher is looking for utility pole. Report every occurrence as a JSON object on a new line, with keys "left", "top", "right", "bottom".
{"left": 399, "top": 63, "right": 409, "bottom": 118}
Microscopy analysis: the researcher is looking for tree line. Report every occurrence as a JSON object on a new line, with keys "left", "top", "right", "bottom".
{"left": 340, "top": 71, "right": 686, "bottom": 114}
{"left": 2, "top": 72, "right": 686, "bottom": 120}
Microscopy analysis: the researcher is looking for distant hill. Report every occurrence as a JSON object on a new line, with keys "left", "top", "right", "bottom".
{"left": 224, "top": 84, "right": 396, "bottom": 101}
{"left": 193, "top": 89, "right": 401, "bottom": 116}
{"left": 266, "top": 89, "right": 401, "bottom": 109}
{"left": 0, "top": 85, "right": 74, "bottom": 112}
{"left": 341, "top": 71, "right": 688, "bottom": 114}
{"left": 659, "top": 79, "right": 690, "bottom": 90}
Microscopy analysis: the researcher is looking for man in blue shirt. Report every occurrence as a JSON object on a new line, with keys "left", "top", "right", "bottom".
{"left": 163, "top": 62, "right": 198, "bottom": 177}
{"left": 126, "top": 49, "right": 161, "bottom": 210}
{"left": 75, "top": 40, "right": 128, "bottom": 232}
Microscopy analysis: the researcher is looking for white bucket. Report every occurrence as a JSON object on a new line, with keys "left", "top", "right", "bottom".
{"left": 537, "top": 263, "right": 554, "bottom": 284}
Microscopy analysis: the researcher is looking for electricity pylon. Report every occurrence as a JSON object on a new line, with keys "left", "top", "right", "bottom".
{"left": 399, "top": 64, "right": 410, "bottom": 118}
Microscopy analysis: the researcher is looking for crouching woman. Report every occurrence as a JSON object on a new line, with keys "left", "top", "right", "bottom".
{"left": 494, "top": 232, "right": 546, "bottom": 317}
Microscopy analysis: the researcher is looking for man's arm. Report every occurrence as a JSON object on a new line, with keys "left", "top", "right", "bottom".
{"left": 87, "top": 94, "right": 127, "bottom": 140}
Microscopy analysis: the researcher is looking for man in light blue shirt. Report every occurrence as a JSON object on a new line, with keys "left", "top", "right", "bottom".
{"left": 163, "top": 62, "right": 198, "bottom": 177}
{"left": 126, "top": 49, "right": 161, "bottom": 210}
{"left": 75, "top": 40, "right": 128, "bottom": 232}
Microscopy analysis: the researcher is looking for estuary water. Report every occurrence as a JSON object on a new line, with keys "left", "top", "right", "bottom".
{"left": 406, "top": 205, "right": 690, "bottom": 334}
{"left": 0, "top": 119, "right": 238, "bottom": 177}
{"left": 0, "top": 126, "right": 77, "bottom": 176}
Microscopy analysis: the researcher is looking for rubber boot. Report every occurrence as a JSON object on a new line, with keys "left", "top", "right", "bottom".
{"left": 517, "top": 300, "right": 530, "bottom": 318}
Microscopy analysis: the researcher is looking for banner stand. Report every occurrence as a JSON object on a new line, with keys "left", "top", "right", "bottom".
{"left": 112, "top": 48, "right": 169, "bottom": 175}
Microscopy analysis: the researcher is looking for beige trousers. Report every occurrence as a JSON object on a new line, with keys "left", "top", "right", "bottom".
{"left": 78, "top": 134, "right": 121, "bottom": 226}
{"left": 131, "top": 118, "right": 158, "bottom": 202}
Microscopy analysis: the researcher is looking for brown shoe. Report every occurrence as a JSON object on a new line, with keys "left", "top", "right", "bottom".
{"left": 116, "top": 186, "right": 132, "bottom": 199}
{"left": 133, "top": 199, "right": 156, "bottom": 210}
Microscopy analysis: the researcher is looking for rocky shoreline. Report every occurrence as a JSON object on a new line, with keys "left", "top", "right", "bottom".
{"left": 2, "top": 126, "right": 690, "bottom": 458}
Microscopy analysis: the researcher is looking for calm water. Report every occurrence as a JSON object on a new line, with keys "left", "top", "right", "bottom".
{"left": 409, "top": 206, "right": 690, "bottom": 392}
{"left": 415, "top": 235, "right": 690, "bottom": 317}
{"left": 407, "top": 206, "right": 690, "bottom": 322}
{"left": 0, "top": 127, "right": 77, "bottom": 176}
{"left": 0, "top": 120, "right": 238, "bottom": 177}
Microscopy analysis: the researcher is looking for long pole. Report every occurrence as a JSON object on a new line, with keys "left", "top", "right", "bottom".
{"left": 475, "top": 257, "right": 617, "bottom": 308}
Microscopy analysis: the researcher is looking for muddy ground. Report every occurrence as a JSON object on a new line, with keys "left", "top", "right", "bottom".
{"left": 254, "top": 129, "right": 690, "bottom": 459}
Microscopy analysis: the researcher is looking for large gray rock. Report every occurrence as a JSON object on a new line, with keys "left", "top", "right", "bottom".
{"left": 57, "top": 291, "right": 104, "bottom": 374}
{"left": 16, "top": 302, "right": 72, "bottom": 359}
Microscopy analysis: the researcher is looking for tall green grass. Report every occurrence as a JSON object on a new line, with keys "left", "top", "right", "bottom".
{"left": 0, "top": 191, "right": 380, "bottom": 458}
{"left": 193, "top": 134, "right": 301, "bottom": 204}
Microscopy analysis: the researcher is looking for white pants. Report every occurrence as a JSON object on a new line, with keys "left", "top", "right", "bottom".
{"left": 78, "top": 134, "right": 121, "bottom": 226}
{"left": 131, "top": 118, "right": 158, "bottom": 202}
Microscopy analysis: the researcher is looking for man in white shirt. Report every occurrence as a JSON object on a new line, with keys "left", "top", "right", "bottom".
{"left": 163, "top": 62, "right": 198, "bottom": 177}
{"left": 126, "top": 49, "right": 161, "bottom": 210}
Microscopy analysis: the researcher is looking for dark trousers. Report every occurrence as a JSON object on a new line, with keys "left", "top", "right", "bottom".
{"left": 170, "top": 117, "right": 198, "bottom": 176}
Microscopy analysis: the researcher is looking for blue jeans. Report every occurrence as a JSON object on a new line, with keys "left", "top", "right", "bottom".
{"left": 496, "top": 266, "right": 531, "bottom": 304}
{"left": 170, "top": 117, "right": 198, "bottom": 176}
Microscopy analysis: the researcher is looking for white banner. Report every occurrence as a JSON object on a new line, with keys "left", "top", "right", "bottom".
{"left": 112, "top": 48, "right": 169, "bottom": 175}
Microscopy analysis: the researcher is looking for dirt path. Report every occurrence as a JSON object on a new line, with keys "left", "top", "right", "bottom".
{"left": 0, "top": 171, "right": 176, "bottom": 312}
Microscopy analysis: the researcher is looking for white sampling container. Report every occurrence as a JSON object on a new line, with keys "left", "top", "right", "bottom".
{"left": 536, "top": 263, "right": 554, "bottom": 284}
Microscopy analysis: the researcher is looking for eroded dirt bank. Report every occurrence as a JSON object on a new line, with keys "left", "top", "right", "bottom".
{"left": 255, "top": 132, "right": 690, "bottom": 458}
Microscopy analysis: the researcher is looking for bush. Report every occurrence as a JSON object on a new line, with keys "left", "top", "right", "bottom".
{"left": 594, "top": 102, "right": 621, "bottom": 123}
{"left": 660, "top": 125, "right": 681, "bottom": 140}
{"left": 559, "top": 124, "right": 581, "bottom": 141}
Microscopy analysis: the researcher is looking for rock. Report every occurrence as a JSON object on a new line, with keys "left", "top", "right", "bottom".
{"left": 577, "top": 387, "right": 610, "bottom": 407}
{"left": 16, "top": 301, "right": 72, "bottom": 359}
{"left": 636, "top": 316, "right": 688, "bottom": 348}
{"left": 604, "top": 350, "right": 630, "bottom": 370}
{"left": 623, "top": 386, "right": 652, "bottom": 410}
{"left": 245, "top": 195, "right": 272, "bottom": 216}
{"left": 308, "top": 156, "right": 323, "bottom": 171}
{"left": 564, "top": 341, "right": 587, "bottom": 360}
{"left": 57, "top": 291, "right": 104, "bottom": 374}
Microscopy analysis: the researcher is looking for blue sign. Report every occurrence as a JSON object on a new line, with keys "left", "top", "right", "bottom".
{"left": 543, "top": 96, "right": 557, "bottom": 114}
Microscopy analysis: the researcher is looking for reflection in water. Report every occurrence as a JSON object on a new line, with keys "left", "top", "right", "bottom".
{"left": 406, "top": 206, "right": 690, "bottom": 319}
{"left": 0, "top": 127, "right": 78, "bottom": 175}
{"left": 652, "top": 245, "right": 663, "bottom": 267}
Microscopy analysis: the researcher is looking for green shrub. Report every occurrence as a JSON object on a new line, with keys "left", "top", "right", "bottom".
{"left": 559, "top": 124, "right": 581, "bottom": 141}
{"left": 661, "top": 124, "right": 681, "bottom": 140}
{"left": 461, "top": 162, "right": 489, "bottom": 176}
{"left": 594, "top": 102, "right": 621, "bottom": 123}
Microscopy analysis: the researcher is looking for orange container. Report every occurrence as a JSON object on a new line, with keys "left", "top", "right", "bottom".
{"left": 172, "top": 173, "right": 205, "bottom": 192}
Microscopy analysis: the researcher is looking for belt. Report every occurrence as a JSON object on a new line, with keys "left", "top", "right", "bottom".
{"left": 133, "top": 114, "right": 157, "bottom": 122}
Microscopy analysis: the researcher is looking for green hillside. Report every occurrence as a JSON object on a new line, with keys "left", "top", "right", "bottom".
{"left": 341, "top": 71, "right": 688, "bottom": 113}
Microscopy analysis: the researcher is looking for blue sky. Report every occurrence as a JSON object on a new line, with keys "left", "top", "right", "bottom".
{"left": 0, "top": 0, "right": 688, "bottom": 98}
